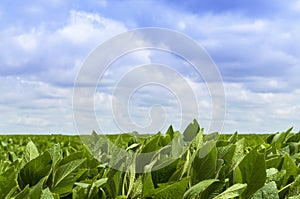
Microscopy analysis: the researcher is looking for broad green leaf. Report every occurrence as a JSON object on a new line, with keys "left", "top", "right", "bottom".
{"left": 271, "top": 127, "right": 293, "bottom": 150}
{"left": 229, "top": 138, "right": 245, "bottom": 173}
{"left": 204, "top": 132, "right": 219, "bottom": 142}
{"left": 18, "top": 151, "right": 52, "bottom": 189}
{"left": 94, "top": 178, "right": 108, "bottom": 188}
{"left": 199, "top": 181, "right": 224, "bottom": 199}
{"left": 183, "top": 179, "right": 219, "bottom": 199}
{"left": 24, "top": 141, "right": 39, "bottom": 162}
{"left": 47, "top": 144, "right": 61, "bottom": 169}
{"left": 234, "top": 148, "right": 266, "bottom": 198}
{"left": 52, "top": 159, "right": 85, "bottom": 195}
{"left": 266, "top": 168, "right": 286, "bottom": 188}
{"left": 287, "top": 131, "right": 300, "bottom": 142}
{"left": 152, "top": 158, "right": 179, "bottom": 186}
{"left": 27, "top": 177, "right": 48, "bottom": 199}
{"left": 14, "top": 185, "right": 30, "bottom": 199}
{"left": 52, "top": 174, "right": 77, "bottom": 195}
{"left": 189, "top": 129, "right": 204, "bottom": 153}
{"left": 106, "top": 168, "right": 125, "bottom": 198}
{"left": 58, "top": 152, "right": 84, "bottom": 166}
{"left": 217, "top": 144, "right": 236, "bottom": 179}
{"left": 191, "top": 140, "right": 217, "bottom": 185}
{"left": 289, "top": 142, "right": 300, "bottom": 155}
{"left": 183, "top": 119, "right": 200, "bottom": 142}
{"left": 213, "top": 183, "right": 247, "bottom": 199}
{"left": 41, "top": 188, "right": 60, "bottom": 199}
{"left": 141, "top": 134, "right": 161, "bottom": 153}
{"left": 152, "top": 177, "right": 189, "bottom": 199}
{"left": 266, "top": 156, "right": 283, "bottom": 170}
{"left": 142, "top": 172, "right": 155, "bottom": 198}
{"left": 166, "top": 125, "right": 175, "bottom": 140}
{"left": 20, "top": 141, "right": 39, "bottom": 168}
{"left": 170, "top": 135, "right": 185, "bottom": 158}
{"left": 159, "top": 134, "right": 171, "bottom": 147}
{"left": 286, "top": 175, "right": 300, "bottom": 197}
{"left": 281, "top": 153, "right": 299, "bottom": 186}
{"left": 251, "top": 181, "right": 279, "bottom": 199}
{"left": 228, "top": 131, "right": 238, "bottom": 144}
{"left": 0, "top": 167, "right": 16, "bottom": 198}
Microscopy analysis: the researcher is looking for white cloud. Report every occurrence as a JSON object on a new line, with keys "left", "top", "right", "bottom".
{"left": 15, "top": 29, "right": 39, "bottom": 52}
{"left": 0, "top": 76, "right": 74, "bottom": 133}
{"left": 0, "top": 10, "right": 128, "bottom": 133}
{"left": 223, "top": 82, "right": 300, "bottom": 133}
{"left": 57, "top": 10, "right": 126, "bottom": 45}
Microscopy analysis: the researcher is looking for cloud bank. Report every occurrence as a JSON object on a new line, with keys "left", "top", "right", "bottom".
{"left": 0, "top": 1, "right": 300, "bottom": 134}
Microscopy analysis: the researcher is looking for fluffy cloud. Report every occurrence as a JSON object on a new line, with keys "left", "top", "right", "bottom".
{"left": 0, "top": 10, "right": 127, "bottom": 133}
{"left": 0, "top": 10, "right": 127, "bottom": 83}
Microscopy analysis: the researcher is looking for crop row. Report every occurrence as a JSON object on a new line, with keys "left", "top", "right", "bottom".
{"left": 0, "top": 120, "right": 300, "bottom": 198}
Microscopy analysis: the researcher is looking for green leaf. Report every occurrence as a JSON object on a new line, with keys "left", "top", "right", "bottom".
{"left": 213, "top": 183, "right": 247, "bottom": 199}
{"left": 183, "top": 119, "right": 200, "bottom": 142}
{"left": 141, "top": 134, "right": 161, "bottom": 153}
{"left": 189, "top": 129, "right": 204, "bottom": 153}
{"left": 271, "top": 128, "right": 293, "bottom": 150}
{"left": 152, "top": 158, "right": 179, "bottom": 186}
{"left": 24, "top": 141, "right": 39, "bottom": 162}
{"left": 47, "top": 144, "right": 61, "bottom": 169}
{"left": 0, "top": 167, "right": 16, "bottom": 198}
{"left": 166, "top": 125, "right": 175, "bottom": 140}
{"left": 287, "top": 175, "right": 300, "bottom": 197}
{"left": 20, "top": 141, "right": 39, "bottom": 168}
{"left": 191, "top": 140, "right": 217, "bottom": 185}
{"left": 28, "top": 176, "right": 48, "bottom": 199}
{"left": 199, "top": 181, "right": 224, "bottom": 199}
{"left": 266, "top": 156, "right": 283, "bottom": 170}
{"left": 281, "top": 153, "right": 299, "bottom": 186}
{"left": 75, "top": 182, "right": 91, "bottom": 188}
{"left": 14, "top": 185, "right": 30, "bottom": 199}
{"left": 251, "top": 181, "right": 279, "bottom": 199}
{"left": 266, "top": 168, "right": 286, "bottom": 188}
{"left": 183, "top": 179, "right": 219, "bottom": 199}
{"left": 18, "top": 151, "right": 52, "bottom": 189}
{"left": 170, "top": 135, "right": 185, "bottom": 158}
{"left": 106, "top": 168, "right": 125, "bottom": 198}
{"left": 41, "top": 188, "right": 60, "bottom": 199}
{"left": 152, "top": 177, "right": 190, "bottom": 199}
{"left": 52, "top": 159, "right": 85, "bottom": 195}
{"left": 229, "top": 138, "right": 245, "bottom": 172}
{"left": 94, "top": 178, "right": 108, "bottom": 188}
{"left": 228, "top": 131, "right": 238, "bottom": 144}
{"left": 204, "top": 132, "right": 219, "bottom": 142}
{"left": 234, "top": 148, "right": 266, "bottom": 198}
{"left": 58, "top": 152, "right": 84, "bottom": 166}
{"left": 142, "top": 172, "right": 155, "bottom": 198}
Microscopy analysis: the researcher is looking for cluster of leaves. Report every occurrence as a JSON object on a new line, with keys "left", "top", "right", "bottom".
{"left": 0, "top": 120, "right": 300, "bottom": 198}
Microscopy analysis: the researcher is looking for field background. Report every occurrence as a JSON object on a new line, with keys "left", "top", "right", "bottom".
{"left": 1, "top": 122, "right": 299, "bottom": 198}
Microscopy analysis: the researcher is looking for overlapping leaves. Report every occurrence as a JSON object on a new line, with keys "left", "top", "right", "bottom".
{"left": 0, "top": 121, "right": 300, "bottom": 198}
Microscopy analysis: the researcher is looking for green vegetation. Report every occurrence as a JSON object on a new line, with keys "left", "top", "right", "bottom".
{"left": 1, "top": 120, "right": 300, "bottom": 198}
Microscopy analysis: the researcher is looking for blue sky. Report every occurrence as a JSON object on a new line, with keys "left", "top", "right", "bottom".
{"left": 1, "top": 0, "right": 300, "bottom": 134}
